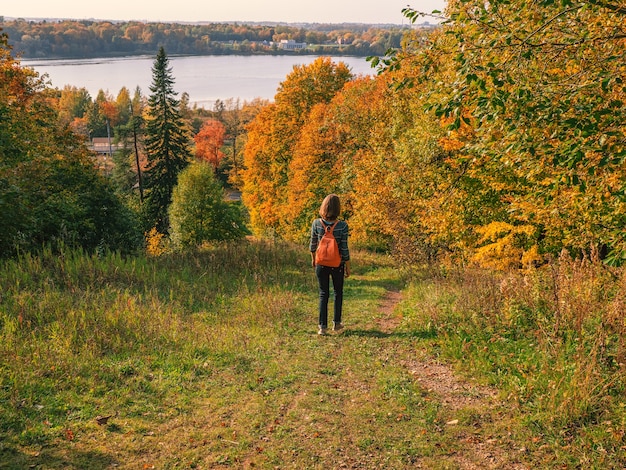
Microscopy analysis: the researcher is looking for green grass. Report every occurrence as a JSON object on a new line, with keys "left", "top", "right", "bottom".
{"left": 1, "top": 243, "right": 624, "bottom": 468}
{"left": 398, "top": 261, "right": 626, "bottom": 468}
{"left": 0, "top": 242, "right": 455, "bottom": 469}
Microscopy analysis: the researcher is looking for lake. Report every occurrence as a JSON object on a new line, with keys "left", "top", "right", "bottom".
{"left": 21, "top": 55, "right": 376, "bottom": 108}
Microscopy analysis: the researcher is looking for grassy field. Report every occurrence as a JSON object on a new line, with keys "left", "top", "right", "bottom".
{"left": 1, "top": 241, "right": 624, "bottom": 468}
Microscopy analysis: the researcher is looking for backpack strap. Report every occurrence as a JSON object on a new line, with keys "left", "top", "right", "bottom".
{"left": 321, "top": 219, "right": 339, "bottom": 233}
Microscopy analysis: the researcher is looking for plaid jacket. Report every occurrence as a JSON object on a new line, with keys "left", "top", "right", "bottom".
{"left": 309, "top": 218, "right": 350, "bottom": 262}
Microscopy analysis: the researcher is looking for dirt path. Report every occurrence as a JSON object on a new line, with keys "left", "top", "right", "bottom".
{"left": 375, "top": 290, "right": 530, "bottom": 469}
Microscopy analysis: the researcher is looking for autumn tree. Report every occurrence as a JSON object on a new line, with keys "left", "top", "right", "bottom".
{"left": 283, "top": 102, "right": 342, "bottom": 242}
{"left": 241, "top": 104, "right": 280, "bottom": 234}
{"left": 114, "top": 86, "right": 132, "bottom": 126}
{"left": 440, "top": 0, "right": 625, "bottom": 265}
{"left": 387, "top": 51, "right": 508, "bottom": 264}
{"left": 228, "top": 98, "right": 268, "bottom": 188}
{"left": 143, "top": 46, "right": 192, "bottom": 234}
{"left": 57, "top": 85, "right": 91, "bottom": 130}
{"left": 241, "top": 57, "right": 353, "bottom": 237}
{"left": 281, "top": 76, "right": 393, "bottom": 244}
{"left": 367, "top": 2, "right": 626, "bottom": 266}
{"left": 195, "top": 119, "right": 226, "bottom": 173}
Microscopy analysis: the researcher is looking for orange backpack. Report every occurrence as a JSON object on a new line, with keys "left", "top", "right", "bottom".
{"left": 315, "top": 220, "right": 342, "bottom": 268}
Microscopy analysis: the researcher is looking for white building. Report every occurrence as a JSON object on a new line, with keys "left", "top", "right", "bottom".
{"left": 278, "top": 39, "right": 307, "bottom": 50}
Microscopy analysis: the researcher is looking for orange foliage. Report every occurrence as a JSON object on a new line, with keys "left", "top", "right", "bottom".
{"left": 241, "top": 105, "right": 282, "bottom": 232}
{"left": 195, "top": 119, "right": 226, "bottom": 172}
{"left": 100, "top": 101, "right": 119, "bottom": 126}
{"left": 241, "top": 58, "right": 354, "bottom": 237}
{"left": 239, "top": 3, "right": 626, "bottom": 266}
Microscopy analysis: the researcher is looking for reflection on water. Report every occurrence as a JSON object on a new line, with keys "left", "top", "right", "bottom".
{"left": 22, "top": 55, "right": 375, "bottom": 107}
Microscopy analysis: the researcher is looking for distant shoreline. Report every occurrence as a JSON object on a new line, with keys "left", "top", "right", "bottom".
{"left": 2, "top": 17, "right": 437, "bottom": 61}
{"left": 20, "top": 52, "right": 375, "bottom": 63}
{"left": 18, "top": 49, "right": 375, "bottom": 61}
{"left": 1, "top": 16, "right": 432, "bottom": 28}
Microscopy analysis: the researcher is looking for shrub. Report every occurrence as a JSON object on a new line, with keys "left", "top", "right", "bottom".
{"left": 168, "top": 161, "right": 248, "bottom": 249}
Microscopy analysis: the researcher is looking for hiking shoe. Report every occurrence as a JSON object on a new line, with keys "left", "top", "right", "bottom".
{"left": 318, "top": 327, "right": 327, "bottom": 335}
{"left": 333, "top": 322, "right": 344, "bottom": 332}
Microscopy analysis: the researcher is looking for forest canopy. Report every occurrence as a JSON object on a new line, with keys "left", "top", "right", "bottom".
{"left": 240, "top": 1, "right": 626, "bottom": 267}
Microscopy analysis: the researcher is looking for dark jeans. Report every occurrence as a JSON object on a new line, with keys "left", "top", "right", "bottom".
{"left": 315, "top": 264, "right": 345, "bottom": 328}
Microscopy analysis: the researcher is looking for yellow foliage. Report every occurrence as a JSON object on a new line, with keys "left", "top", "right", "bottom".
{"left": 145, "top": 227, "right": 168, "bottom": 257}
{"left": 439, "top": 136, "right": 464, "bottom": 152}
{"left": 472, "top": 222, "right": 538, "bottom": 270}
{"left": 476, "top": 222, "right": 535, "bottom": 243}
{"left": 521, "top": 244, "right": 542, "bottom": 267}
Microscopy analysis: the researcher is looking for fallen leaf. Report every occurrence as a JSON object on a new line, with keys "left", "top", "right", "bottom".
{"left": 95, "top": 413, "right": 115, "bottom": 426}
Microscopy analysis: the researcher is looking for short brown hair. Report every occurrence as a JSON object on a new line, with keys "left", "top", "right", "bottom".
{"left": 319, "top": 194, "right": 341, "bottom": 221}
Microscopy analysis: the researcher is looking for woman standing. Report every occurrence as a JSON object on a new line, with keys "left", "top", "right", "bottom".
{"left": 309, "top": 194, "right": 351, "bottom": 335}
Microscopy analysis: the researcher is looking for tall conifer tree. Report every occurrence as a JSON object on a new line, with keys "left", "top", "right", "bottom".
{"left": 143, "top": 47, "right": 191, "bottom": 233}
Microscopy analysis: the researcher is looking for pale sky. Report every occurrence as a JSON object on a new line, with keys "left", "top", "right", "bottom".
{"left": 2, "top": 1, "right": 447, "bottom": 24}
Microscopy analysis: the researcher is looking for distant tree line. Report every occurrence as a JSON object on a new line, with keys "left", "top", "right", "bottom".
{"left": 0, "top": 18, "right": 432, "bottom": 58}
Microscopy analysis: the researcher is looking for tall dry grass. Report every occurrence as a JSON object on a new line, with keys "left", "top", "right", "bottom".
{"left": 401, "top": 252, "right": 626, "bottom": 466}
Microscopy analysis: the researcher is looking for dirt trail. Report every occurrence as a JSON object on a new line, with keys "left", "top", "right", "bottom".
{"left": 376, "top": 290, "right": 530, "bottom": 469}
